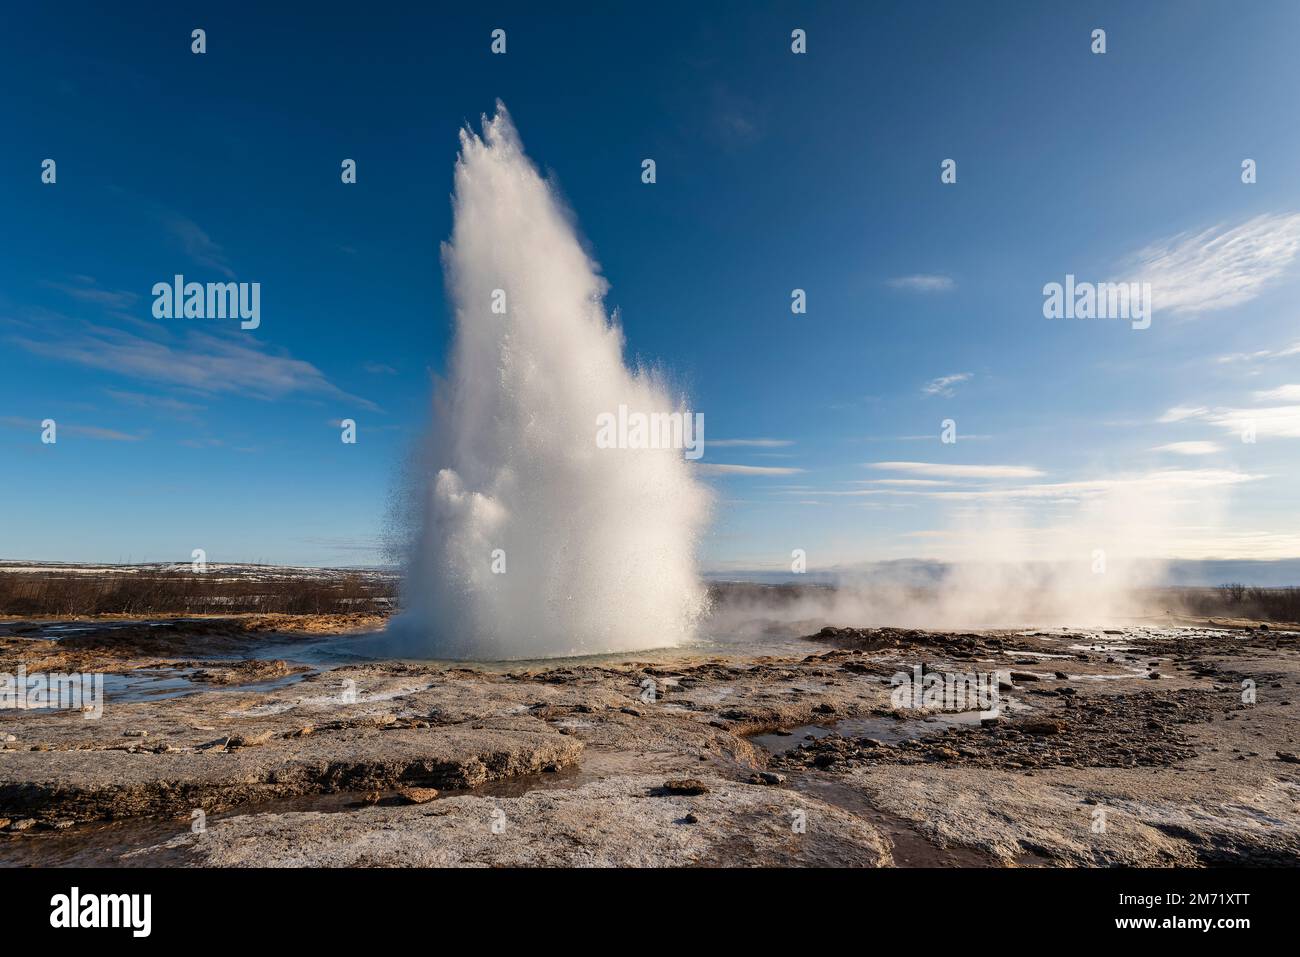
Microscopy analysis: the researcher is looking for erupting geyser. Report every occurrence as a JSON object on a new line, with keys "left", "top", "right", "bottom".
{"left": 389, "top": 103, "right": 712, "bottom": 659}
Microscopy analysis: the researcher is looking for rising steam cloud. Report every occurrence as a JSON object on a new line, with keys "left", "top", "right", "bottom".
{"left": 387, "top": 103, "right": 711, "bottom": 659}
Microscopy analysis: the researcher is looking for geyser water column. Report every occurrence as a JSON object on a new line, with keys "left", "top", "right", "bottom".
{"left": 391, "top": 103, "right": 712, "bottom": 660}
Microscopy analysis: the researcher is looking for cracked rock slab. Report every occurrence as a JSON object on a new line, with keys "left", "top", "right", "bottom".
{"left": 0, "top": 726, "right": 582, "bottom": 822}
{"left": 125, "top": 774, "right": 892, "bottom": 867}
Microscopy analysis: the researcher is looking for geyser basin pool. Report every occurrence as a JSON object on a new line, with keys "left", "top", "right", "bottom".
{"left": 387, "top": 104, "right": 712, "bottom": 660}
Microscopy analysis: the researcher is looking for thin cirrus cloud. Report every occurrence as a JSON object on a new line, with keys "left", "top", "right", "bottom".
{"left": 708, "top": 85, "right": 763, "bottom": 147}
{"left": 1207, "top": 406, "right": 1300, "bottom": 439}
{"left": 1254, "top": 384, "right": 1300, "bottom": 402}
{"left": 842, "top": 469, "right": 1258, "bottom": 503}
{"left": 795, "top": 468, "right": 1257, "bottom": 504}
{"left": 104, "top": 389, "right": 207, "bottom": 418}
{"left": 1151, "top": 441, "right": 1222, "bottom": 456}
{"left": 918, "top": 469, "right": 1259, "bottom": 502}
{"left": 903, "top": 520, "right": 1298, "bottom": 562}
{"left": 1161, "top": 402, "right": 1300, "bottom": 439}
{"left": 0, "top": 416, "right": 143, "bottom": 442}
{"left": 70, "top": 425, "right": 145, "bottom": 441}
{"left": 708, "top": 438, "right": 793, "bottom": 447}
{"left": 1124, "top": 211, "right": 1300, "bottom": 315}
{"left": 163, "top": 214, "right": 236, "bottom": 279}
{"left": 859, "top": 478, "right": 956, "bottom": 486}
{"left": 12, "top": 325, "right": 379, "bottom": 412}
{"left": 866, "top": 461, "right": 1045, "bottom": 480}
{"left": 1158, "top": 405, "right": 1210, "bottom": 423}
{"left": 1217, "top": 340, "right": 1300, "bottom": 364}
{"left": 697, "top": 463, "right": 805, "bottom": 476}
{"left": 39, "top": 277, "right": 139, "bottom": 311}
{"left": 921, "top": 372, "right": 972, "bottom": 397}
{"left": 887, "top": 274, "right": 955, "bottom": 293}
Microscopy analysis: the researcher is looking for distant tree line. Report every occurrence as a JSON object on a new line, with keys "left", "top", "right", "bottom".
{"left": 0, "top": 568, "right": 397, "bottom": 616}
{"left": 1178, "top": 584, "right": 1300, "bottom": 623}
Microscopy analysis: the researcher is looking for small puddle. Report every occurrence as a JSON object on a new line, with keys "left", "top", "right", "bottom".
{"left": 0, "top": 789, "right": 367, "bottom": 868}
{"left": 0, "top": 753, "right": 615, "bottom": 867}
{"left": 788, "top": 774, "right": 1038, "bottom": 867}
{"left": 32, "top": 619, "right": 204, "bottom": 641}
{"left": 14, "top": 668, "right": 317, "bottom": 710}
{"left": 753, "top": 710, "right": 998, "bottom": 756}
{"left": 748, "top": 712, "right": 1050, "bottom": 867}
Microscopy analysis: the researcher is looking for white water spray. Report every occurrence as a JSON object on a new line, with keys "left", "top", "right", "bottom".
{"left": 389, "top": 103, "right": 712, "bottom": 659}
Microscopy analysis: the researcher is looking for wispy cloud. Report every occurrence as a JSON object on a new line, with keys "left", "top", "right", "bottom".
{"left": 834, "top": 469, "right": 1258, "bottom": 503}
{"left": 164, "top": 215, "right": 235, "bottom": 278}
{"left": 887, "top": 274, "right": 955, "bottom": 293}
{"left": 1217, "top": 340, "right": 1300, "bottom": 364}
{"left": 920, "top": 469, "right": 1259, "bottom": 502}
{"left": 866, "top": 461, "right": 1044, "bottom": 480}
{"left": 1158, "top": 406, "right": 1209, "bottom": 423}
{"left": 1126, "top": 212, "right": 1300, "bottom": 315}
{"left": 857, "top": 433, "right": 992, "bottom": 442}
{"left": 859, "top": 478, "right": 956, "bottom": 487}
{"left": 13, "top": 326, "right": 378, "bottom": 411}
{"left": 0, "top": 417, "right": 144, "bottom": 441}
{"left": 40, "top": 276, "right": 139, "bottom": 311}
{"left": 715, "top": 107, "right": 758, "bottom": 144}
{"left": 1162, "top": 401, "right": 1300, "bottom": 439}
{"left": 105, "top": 389, "right": 206, "bottom": 419}
{"left": 900, "top": 520, "right": 1298, "bottom": 561}
{"left": 1151, "top": 441, "right": 1222, "bottom": 456}
{"left": 793, "top": 468, "right": 1257, "bottom": 505}
{"left": 921, "top": 372, "right": 972, "bottom": 398}
{"left": 707, "top": 84, "right": 763, "bottom": 148}
{"left": 697, "top": 463, "right": 805, "bottom": 476}
{"left": 71, "top": 425, "right": 145, "bottom": 441}
{"left": 1254, "top": 384, "right": 1300, "bottom": 402}
{"left": 362, "top": 361, "right": 398, "bottom": 375}
{"left": 1204, "top": 405, "right": 1300, "bottom": 439}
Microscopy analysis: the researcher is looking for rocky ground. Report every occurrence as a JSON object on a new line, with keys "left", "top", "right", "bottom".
{"left": 1, "top": 614, "right": 1297, "bottom": 866}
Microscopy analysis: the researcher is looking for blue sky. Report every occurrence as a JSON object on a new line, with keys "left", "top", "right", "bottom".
{"left": 4, "top": 1, "right": 1300, "bottom": 570}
